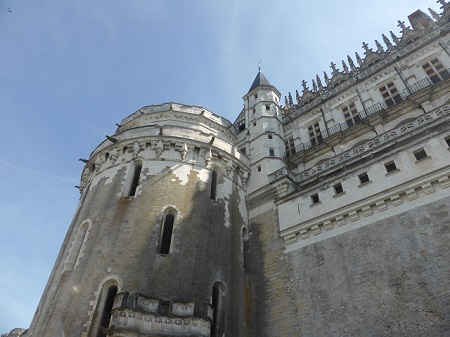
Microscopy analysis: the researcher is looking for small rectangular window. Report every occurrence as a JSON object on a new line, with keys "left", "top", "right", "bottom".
{"left": 445, "top": 136, "right": 450, "bottom": 147}
{"left": 265, "top": 104, "right": 270, "bottom": 110}
{"left": 384, "top": 161, "right": 398, "bottom": 173}
{"left": 268, "top": 133, "right": 273, "bottom": 139}
{"left": 359, "top": 172, "right": 370, "bottom": 184}
{"left": 269, "top": 148, "right": 275, "bottom": 157}
{"left": 311, "top": 193, "right": 320, "bottom": 205}
{"left": 413, "top": 148, "right": 428, "bottom": 161}
{"left": 257, "top": 165, "right": 261, "bottom": 172}
{"left": 240, "top": 147, "right": 246, "bottom": 155}
{"left": 334, "top": 183, "right": 344, "bottom": 195}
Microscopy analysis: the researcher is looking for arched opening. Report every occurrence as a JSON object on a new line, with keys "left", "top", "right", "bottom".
{"left": 159, "top": 211, "right": 176, "bottom": 254}
{"left": 211, "top": 282, "right": 225, "bottom": 337}
{"left": 96, "top": 285, "right": 118, "bottom": 337}
{"left": 210, "top": 170, "right": 218, "bottom": 200}
{"left": 64, "top": 221, "right": 90, "bottom": 272}
{"left": 128, "top": 162, "right": 142, "bottom": 196}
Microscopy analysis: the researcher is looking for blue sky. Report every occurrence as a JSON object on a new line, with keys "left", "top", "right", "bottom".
{"left": 0, "top": 0, "right": 438, "bottom": 332}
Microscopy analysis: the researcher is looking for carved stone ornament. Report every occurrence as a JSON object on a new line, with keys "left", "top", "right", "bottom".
{"left": 155, "top": 140, "right": 164, "bottom": 158}
{"left": 181, "top": 143, "right": 188, "bottom": 160}
{"left": 204, "top": 148, "right": 212, "bottom": 166}
{"left": 132, "top": 142, "right": 140, "bottom": 158}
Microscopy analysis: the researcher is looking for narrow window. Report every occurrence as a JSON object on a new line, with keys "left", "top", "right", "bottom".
{"left": 240, "top": 147, "right": 246, "bottom": 155}
{"left": 342, "top": 102, "right": 361, "bottom": 127}
{"left": 269, "top": 148, "right": 275, "bottom": 157}
{"left": 122, "top": 146, "right": 128, "bottom": 154}
{"left": 96, "top": 285, "right": 118, "bottom": 337}
{"left": 414, "top": 148, "right": 428, "bottom": 161}
{"left": 257, "top": 165, "right": 261, "bottom": 172}
{"left": 105, "top": 153, "right": 109, "bottom": 161}
{"left": 311, "top": 193, "right": 320, "bottom": 205}
{"left": 359, "top": 172, "right": 370, "bottom": 184}
{"left": 268, "top": 133, "right": 273, "bottom": 139}
{"left": 422, "top": 58, "right": 450, "bottom": 84}
{"left": 160, "top": 213, "right": 175, "bottom": 254}
{"left": 211, "top": 283, "right": 225, "bottom": 337}
{"left": 128, "top": 163, "right": 142, "bottom": 196}
{"left": 253, "top": 122, "right": 256, "bottom": 127}
{"left": 252, "top": 108, "right": 256, "bottom": 115}
{"left": 210, "top": 171, "right": 218, "bottom": 200}
{"left": 334, "top": 183, "right": 344, "bottom": 195}
{"left": 265, "top": 104, "right": 270, "bottom": 110}
{"left": 237, "top": 119, "right": 245, "bottom": 132}
{"left": 384, "top": 161, "right": 398, "bottom": 173}
{"left": 308, "top": 122, "right": 322, "bottom": 146}
{"left": 379, "top": 82, "right": 402, "bottom": 107}
{"left": 64, "top": 222, "right": 89, "bottom": 272}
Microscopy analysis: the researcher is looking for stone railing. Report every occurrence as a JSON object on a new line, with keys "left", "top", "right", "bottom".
{"left": 109, "top": 291, "right": 213, "bottom": 336}
{"left": 271, "top": 105, "right": 450, "bottom": 183}
{"left": 285, "top": 76, "right": 438, "bottom": 159}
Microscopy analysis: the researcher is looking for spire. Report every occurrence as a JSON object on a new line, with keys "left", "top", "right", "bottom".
{"left": 347, "top": 55, "right": 358, "bottom": 72}
{"left": 429, "top": 7, "right": 441, "bottom": 21}
{"left": 248, "top": 69, "right": 273, "bottom": 93}
{"left": 390, "top": 31, "right": 401, "bottom": 45}
{"left": 375, "top": 40, "right": 385, "bottom": 53}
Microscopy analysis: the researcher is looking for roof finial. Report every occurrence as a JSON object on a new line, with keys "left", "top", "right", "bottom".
{"left": 342, "top": 60, "right": 350, "bottom": 74}
{"left": 390, "top": 31, "right": 401, "bottom": 45}
{"left": 295, "top": 90, "right": 301, "bottom": 105}
{"left": 301, "top": 80, "right": 308, "bottom": 92}
{"left": 382, "top": 34, "right": 395, "bottom": 51}
{"left": 362, "top": 42, "right": 371, "bottom": 54}
{"left": 355, "top": 52, "right": 363, "bottom": 66}
{"left": 323, "top": 71, "right": 330, "bottom": 86}
{"left": 375, "top": 40, "right": 385, "bottom": 53}
{"left": 347, "top": 55, "right": 358, "bottom": 72}
{"left": 258, "top": 60, "right": 262, "bottom": 72}
{"left": 397, "top": 20, "right": 407, "bottom": 31}
{"left": 312, "top": 79, "right": 318, "bottom": 93}
{"left": 429, "top": 7, "right": 441, "bottom": 21}
{"left": 316, "top": 75, "right": 324, "bottom": 91}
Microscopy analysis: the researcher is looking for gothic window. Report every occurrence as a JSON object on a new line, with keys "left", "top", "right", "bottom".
{"left": 379, "top": 82, "right": 402, "bottom": 107}
{"left": 342, "top": 102, "right": 361, "bottom": 127}
{"left": 210, "top": 170, "right": 218, "bottom": 200}
{"left": 159, "top": 210, "right": 176, "bottom": 254}
{"left": 64, "top": 221, "right": 90, "bottom": 272}
{"left": 422, "top": 58, "right": 450, "bottom": 84}
{"left": 284, "top": 137, "right": 296, "bottom": 157}
{"left": 96, "top": 285, "right": 118, "bottom": 337}
{"left": 211, "top": 282, "right": 225, "bottom": 337}
{"left": 308, "top": 122, "right": 322, "bottom": 146}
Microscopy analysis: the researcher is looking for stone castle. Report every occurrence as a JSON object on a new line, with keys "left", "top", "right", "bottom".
{"left": 5, "top": 3, "right": 450, "bottom": 337}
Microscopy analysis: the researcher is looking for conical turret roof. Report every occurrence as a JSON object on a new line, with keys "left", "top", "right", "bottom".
{"left": 248, "top": 70, "right": 272, "bottom": 93}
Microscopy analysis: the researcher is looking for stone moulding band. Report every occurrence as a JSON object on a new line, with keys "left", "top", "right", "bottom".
{"left": 280, "top": 172, "right": 450, "bottom": 249}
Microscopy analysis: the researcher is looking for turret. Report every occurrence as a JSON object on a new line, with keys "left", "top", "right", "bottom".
{"left": 236, "top": 70, "right": 285, "bottom": 193}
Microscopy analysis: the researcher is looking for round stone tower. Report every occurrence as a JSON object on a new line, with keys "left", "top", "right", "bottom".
{"left": 27, "top": 103, "right": 249, "bottom": 337}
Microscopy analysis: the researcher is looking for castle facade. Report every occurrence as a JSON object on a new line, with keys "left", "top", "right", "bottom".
{"left": 8, "top": 3, "right": 450, "bottom": 337}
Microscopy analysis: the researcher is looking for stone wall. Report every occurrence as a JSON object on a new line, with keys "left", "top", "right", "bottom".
{"left": 246, "top": 196, "right": 450, "bottom": 336}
